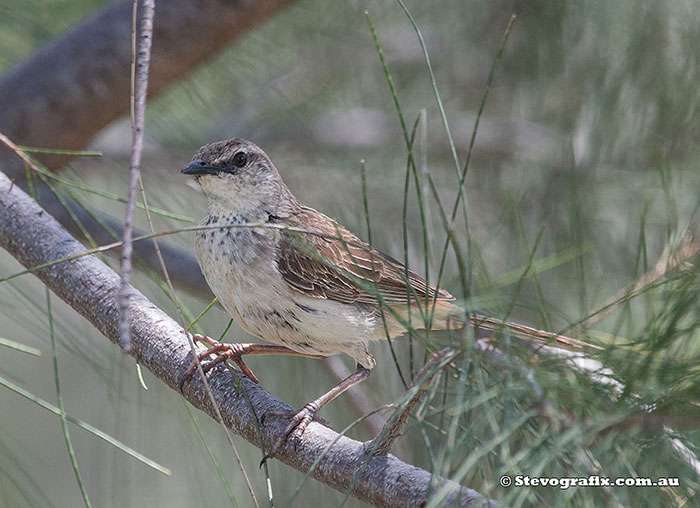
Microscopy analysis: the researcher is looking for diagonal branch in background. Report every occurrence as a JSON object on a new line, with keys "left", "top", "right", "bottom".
{"left": 0, "top": 0, "right": 298, "bottom": 181}
{"left": 0, "top": 170, "right": 492, "bottom": 507}
{"left": 38, "top": 195, "right": 211, "bottom": 295}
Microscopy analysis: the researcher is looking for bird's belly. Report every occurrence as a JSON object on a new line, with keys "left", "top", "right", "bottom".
{"left": 229, "top": 284, "right": 376, "bottom": 351}
{"left": 195, "top": 227, "right": 377, "bottom": 367}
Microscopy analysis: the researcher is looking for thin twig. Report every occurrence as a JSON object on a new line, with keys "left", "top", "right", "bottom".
{"left": 0, "top": 132, "right": 38, "bottom": 169}
{"left": 118, "top": 0, "right": 155, "bottom": 352}
{"left": 367, "top": 348, "right": 460, "bottom": 456}
{"left": 122, "top": 1, "right": 259, "bottom": 503}
{"left": 575, "top": 234, "right": 700, "bottom": 331}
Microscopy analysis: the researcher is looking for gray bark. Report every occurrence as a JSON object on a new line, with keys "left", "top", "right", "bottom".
{"left": 0, "top": 168, "right": 494, "bottom": 507}
{"left": 38, "top": 195, "right": 211, "bottom": 296}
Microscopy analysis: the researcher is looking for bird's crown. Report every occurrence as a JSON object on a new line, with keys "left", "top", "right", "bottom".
{"left": 182, "top": 138, "right": 297, "bottom": 216}
{"left": 183, "top": 138, "right": 270, "bottom": 177}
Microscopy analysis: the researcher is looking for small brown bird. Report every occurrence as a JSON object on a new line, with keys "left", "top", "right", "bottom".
{"left": 180, "top": 138, "right": 461, "bottom": 461}
{"left": 180, "top": 138, "right": 594, "bottom": 462}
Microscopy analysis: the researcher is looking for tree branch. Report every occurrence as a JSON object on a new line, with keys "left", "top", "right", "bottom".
{"left": 0, "top": 168, "right": 494, "bottom": 507}
{"left": 0, "top": 0, "right": 297, "bottom": 180}
{"left": 38, "top": 196, "right": 211, "bottom": 296}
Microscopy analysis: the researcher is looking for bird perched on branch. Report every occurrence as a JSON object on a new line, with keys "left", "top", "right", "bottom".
{"left": 180, "top": 138, "right": 464, "bottom": 461}
{"left": 180, "top": 138, "right": 592, "bottom": 462}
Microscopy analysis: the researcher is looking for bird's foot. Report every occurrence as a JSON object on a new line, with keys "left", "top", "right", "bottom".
{"left": 179, "top": 334, "right": 259, "bottom": 392}
{"left": 259, "top": 402, "right": 331, "bottom": 466}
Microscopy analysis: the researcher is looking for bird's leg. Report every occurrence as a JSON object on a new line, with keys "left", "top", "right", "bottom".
{"left": 260, "top": 364, "right": 373, "bottom": 465}
{"left": 179, "top": 333, "right": 325, "bottom": 391}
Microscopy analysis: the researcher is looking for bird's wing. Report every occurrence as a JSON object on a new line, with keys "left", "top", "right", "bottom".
{"left": 276, "top": 207, "right": 454, "bottom": 306}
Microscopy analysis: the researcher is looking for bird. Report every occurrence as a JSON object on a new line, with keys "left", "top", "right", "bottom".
{"left": 179, "top": 138, "right": 463, "bottom": 462}
{"left": 180, "top": 138, "right": 595, "bottom": 463}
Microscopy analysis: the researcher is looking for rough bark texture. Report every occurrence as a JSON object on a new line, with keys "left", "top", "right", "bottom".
{"left": 38, "top": 195, "right": 211, "bottom": 297}
{"left": 0, "top": 168, "right": 493, "bottom": 507}
{"left": 0, "top": 0, "right": 296, "bottom": 180}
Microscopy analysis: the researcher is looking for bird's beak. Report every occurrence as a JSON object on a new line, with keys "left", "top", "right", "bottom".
{"left": 181, "top": 159, "right": 220, "bottom": 176}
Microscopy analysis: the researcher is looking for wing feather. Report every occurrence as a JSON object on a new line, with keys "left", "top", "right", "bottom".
{"left": 276, "top": 207, "right": 454, "bottom": 306}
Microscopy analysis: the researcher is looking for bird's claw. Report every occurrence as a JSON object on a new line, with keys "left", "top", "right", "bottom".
{"left": 178, "top": 334, "right": 259, "bottom": 392}
{"left": 259, "top": 402, "right": 329, "bottom": 466}
{"left": 260, "top": 406, "right": 332, "bottom": 429}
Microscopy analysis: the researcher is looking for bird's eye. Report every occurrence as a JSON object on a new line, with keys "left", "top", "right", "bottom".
{"left": 232, "top": 152, "right": 248, "bottom": 168}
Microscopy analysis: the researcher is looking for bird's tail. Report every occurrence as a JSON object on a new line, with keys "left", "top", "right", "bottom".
{"left": 383, "top": 300, "right": 462, "bottom": 337}
{"left": 387, "top": 300, "right": 600, "bottom": 352}
{"left": 467, "top": 314, "right": 602, "bottom": 352}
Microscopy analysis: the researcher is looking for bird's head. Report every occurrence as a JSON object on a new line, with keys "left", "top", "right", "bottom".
{"left": 182, "top": 138, "right": 295, "bottom": 214}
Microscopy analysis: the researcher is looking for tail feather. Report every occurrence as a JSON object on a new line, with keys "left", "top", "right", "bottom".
{"left": 384, "top": 301, "right": 601, "bottom": 352}
{"left": 382, "top": 300, "right": 461, "bottom": 337}
{"left": 469, "top": 315, "right": 602, "bottom": 352}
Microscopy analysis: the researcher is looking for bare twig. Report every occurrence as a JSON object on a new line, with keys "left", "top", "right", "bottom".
{"left": 118, "top": 0, "right": 155, "bottom": 352}
{"left": 576, "top": 233, "right": 700, "bottom": 331}
{"left": 120, "top": 2, "right": 259, "bottom": 501}
{"left": 368, "top": 348, "right": 460, "bottom": 456}
{"left": 0, "top": 132, "right": 38, "bottom": 170}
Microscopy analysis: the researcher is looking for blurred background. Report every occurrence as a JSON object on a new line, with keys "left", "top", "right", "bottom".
{"left": 2, "top": 0, "right": 700, "bottom": 506}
